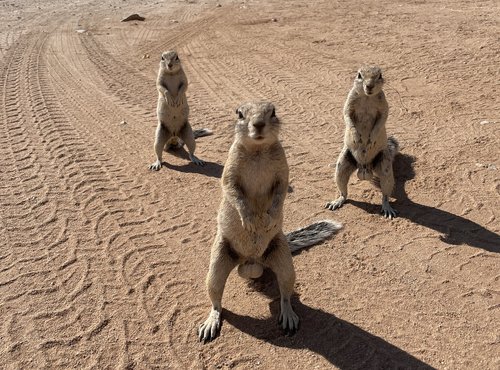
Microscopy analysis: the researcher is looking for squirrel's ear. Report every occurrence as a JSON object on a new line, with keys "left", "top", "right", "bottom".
{"left": 270, "top": 108, "right": 276, "bottom": 118}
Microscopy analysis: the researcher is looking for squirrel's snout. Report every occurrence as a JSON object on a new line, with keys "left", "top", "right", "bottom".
{"left": 364, "top": 85, "right": 374, "bottom": 95}
{"left": 252, "top": 121, "right": 265, "bottom": 130}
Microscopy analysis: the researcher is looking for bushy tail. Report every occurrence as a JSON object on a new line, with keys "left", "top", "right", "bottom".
{"left": 371, "top": 136, "right": 399, "bottom": 188}
{"left": 286, "top": 220, "right": 342, "bottom": 253}
{"left": 167, "top": 129, "right": 213, "bottom": 149}
{"left": 193, "top": 128, "right": 213, "bottom": 139}
{"left": 387, "top": 136, "right": 399, "bottom": 161}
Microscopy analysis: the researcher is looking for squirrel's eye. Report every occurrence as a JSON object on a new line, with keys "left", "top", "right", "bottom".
{"left": 357, "top": 72, "right": 362, "bottom": 79}
{"left": 270, "top": 108, "right": 276, "bottom": 118}
{"left": 175, "top": 56, "right": 179, "bottom": 61}
{"left": 236, "top": 109, "right": 244, "bottom": 119}
{"left": 379, "top": 73, "right": 383, "bottom": 80}
{"left": 161, "top": 56, "right": 165, "bottom": 60}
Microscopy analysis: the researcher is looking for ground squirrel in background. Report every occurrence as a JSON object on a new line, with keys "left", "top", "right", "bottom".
{"left": 149, "top": 51, "right": 211, "bottom": 170}
{"left": 198, "top": 102, "right": 342, "bottom": 343}
{"left": 326, "top": 66, "right": 399, "bottom": 219}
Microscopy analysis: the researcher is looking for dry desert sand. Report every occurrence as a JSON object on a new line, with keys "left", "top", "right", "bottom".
{"left": 0, "top": 0, "right": 499, "bottom": 369}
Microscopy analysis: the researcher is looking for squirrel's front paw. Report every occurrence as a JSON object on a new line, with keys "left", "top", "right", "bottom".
{"left": 241, "top": 214, "right": 257, "bottom": 233}
{"left": 354, "top": 133, "right": 363, "bottom": 145}
{"left": 164, "top": 93, "right": 174, "bottom": 105}
{"left": 262, "top": 212, "right": 278, "bottom": 231}
{"left": 350, "top": 129, "right": 362, "bottom": 144}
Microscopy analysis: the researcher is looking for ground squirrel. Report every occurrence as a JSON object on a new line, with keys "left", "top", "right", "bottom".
{"left": 326, "top": 66, "right": 399, "bottom": 219}
{"left": 198, "top": 102, "right": 342, "bottom": 343}
{"left": 149, "top": 51, "right": 210, "bottom": 170}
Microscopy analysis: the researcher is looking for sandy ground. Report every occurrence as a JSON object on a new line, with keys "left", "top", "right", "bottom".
{"left": 0, "top": 0, "right": 499, "bottom": 368}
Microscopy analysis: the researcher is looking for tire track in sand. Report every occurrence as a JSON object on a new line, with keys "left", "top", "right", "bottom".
{"left": 0, "top": 26, "right": 200, "bottom": 368}
{"left": 43, "top": 18, "right": 218, "bottom": 368}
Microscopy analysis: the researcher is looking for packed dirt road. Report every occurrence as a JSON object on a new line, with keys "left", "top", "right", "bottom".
{"left": 0, "top": 0, "right": 498, "bottom": 368}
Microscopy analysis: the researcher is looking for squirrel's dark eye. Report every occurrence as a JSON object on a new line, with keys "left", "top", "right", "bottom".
{"left": 357, "top": 72, "right": 362, "bottom": 79}
{"left": 236, "top": 109, "right": 244, "bottom": 119}
{"left": 161, "top": 56, "right": 165, "bottom": 60}
{"left": 270, "top": 108, "right": 276, "bottom": 118}
{"left": 378, "top": 73, "right": 383, "bottom": 80}
{"left": 175, "top": 56, "right": 179, "bottom": 61}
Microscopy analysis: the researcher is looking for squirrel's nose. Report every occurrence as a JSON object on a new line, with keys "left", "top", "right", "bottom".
{"left": 167, "top": 62, "right": 173, "bottom": 68}
{"left": 252, "top": 121, "right": 265, "bottom": 129}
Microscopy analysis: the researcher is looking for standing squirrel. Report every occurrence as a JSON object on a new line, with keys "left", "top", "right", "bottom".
{"left": 326, "top": 66, "right": 399, "bottom": 219}
{"left": 149, "top": 51, "right": 210, "bottom": 171}
{"left": 198, "top": 102, "right": 342, "bottom": 342}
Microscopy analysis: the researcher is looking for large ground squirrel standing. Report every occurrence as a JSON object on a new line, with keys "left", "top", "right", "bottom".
{"left": 326, "top": 66, "right": 399, "bottom": 218}
{"left": 149, "top": 51, "right": 209, "bottom": 170}
{"left": 198, "top": 102, "right": 342, "bottom": 343}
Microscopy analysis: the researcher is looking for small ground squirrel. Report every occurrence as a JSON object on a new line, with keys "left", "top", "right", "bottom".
{"left": 326, "top": 66, "right": 399, "bottom": 219}
{"left": 149, "top": 51, "right": 208, "bottom": 170}
{"left": 198, "top": 102, "right": 341, "bottom": 343}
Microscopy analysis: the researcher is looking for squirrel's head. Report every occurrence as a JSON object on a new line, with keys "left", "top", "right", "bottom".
{"left": 160, "top": 50, "right": 181, "bottom": 73}
{"left": 235, "top": 102, "right": 280, "bottom": 146}
{"left": 354, "top": 66, "right": 384, "bottom": 96}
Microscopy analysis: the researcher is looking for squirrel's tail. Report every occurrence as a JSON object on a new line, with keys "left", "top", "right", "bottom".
{"left": 166, "top": 129, "right": 213, "bottom": 149}
{"left": 387, "top": 136, "right": 399, "bottom": 161}
{"left": 286, "top": 220, "right": 342, "bottom": 254}
{"left": 370, "top": 137, "right": 399, "bottom": 188}
{"left": 193, "top": 128, "right": 213, "bottom": 139}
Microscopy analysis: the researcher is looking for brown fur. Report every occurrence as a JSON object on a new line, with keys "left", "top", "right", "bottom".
{"left": 326, "top": 66, "right": 399, "bottom": 218}
{"left": 149, "top": 50, "right": 204, "bottom": 170}
{"left": 198, "top": 102, "right": 298, "bottom": 342}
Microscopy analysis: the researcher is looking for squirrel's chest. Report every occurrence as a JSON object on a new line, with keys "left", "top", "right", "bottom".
{"left": 160, "top": 73, "right": 185, "bottom": 96}
{"left": 166, "top": 80, "right": 181, "bottom": 96}
{"left": 353, "top": 103, "right": 379, "bottom": 127}
{"left": 239, "top": 159, "right": 277, "bottom": 199}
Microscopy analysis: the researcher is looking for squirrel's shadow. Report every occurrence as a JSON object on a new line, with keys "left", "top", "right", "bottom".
{"left": 161, "top": 146, "right": 223, "bottom": 178}
{"left": 348, "top": 154, "right": 499, "bottom": 253}
{"left": 223, "top": 271, "right": 434, "bottom": 369}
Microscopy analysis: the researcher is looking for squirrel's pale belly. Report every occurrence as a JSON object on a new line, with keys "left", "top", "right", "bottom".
{"left": 157, "top": 95, "right": 189, "bottom": 131}
{"left": 346, "top": 122, "right": 388, "bottom": 165}
{"left": 217, "top": 202, "right": 282, "bottom": 259}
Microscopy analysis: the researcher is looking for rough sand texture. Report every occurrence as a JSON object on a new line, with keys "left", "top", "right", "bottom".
{"left": 0, "top": 0, "right": 499, "bottom": 368}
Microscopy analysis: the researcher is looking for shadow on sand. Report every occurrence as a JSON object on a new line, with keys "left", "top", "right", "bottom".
{"left": 348, "top": 154, "right": 499, "bottom": 253}
{"left": 160, "top": 146, "right": 224, "bottom": 178}
{"left": 222, "top": 270, "right": 435, "bottom": 369}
